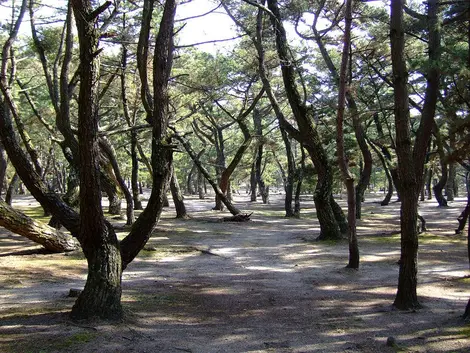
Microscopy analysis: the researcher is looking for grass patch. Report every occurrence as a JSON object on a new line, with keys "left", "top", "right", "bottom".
{"left": 15, "top": 205, "right": 51, "bottom": 224}
{"left": 54, "top": 332, "right": 97, "bottom": 350}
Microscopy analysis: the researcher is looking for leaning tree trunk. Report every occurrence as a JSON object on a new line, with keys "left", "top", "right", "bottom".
{"left": 266, "top": 0, "right": 344, "bottom": 240}
{"left": 173, "top": 132, "right": 241, "bottom": 215}
{"left": 0, "top": 199, "right": 77, "bottom": 252}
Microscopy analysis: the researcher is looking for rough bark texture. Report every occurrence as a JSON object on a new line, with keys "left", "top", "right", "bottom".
{"left": 120, "top": 0, "right": 177, "bottom": 268}
{"left": 391, "top": 0, "right": 439, "bottom": 310}
{"left": 0, "top": 199, "right": 77, "bottom": 252}
{"left": 70, "top": 0, "right": 123, "bottom": 320}
{"left": 262, "top": 0, "right": 344, "bottom": 240}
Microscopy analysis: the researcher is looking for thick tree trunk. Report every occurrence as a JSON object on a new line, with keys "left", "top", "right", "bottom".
{"left": 391, "top": 0, "right": 439, "bottom": 310}
{"left": 0, "top": 199, "right": 77, "bottom": 252}
{"left": 70, "top": 222, "right": 122, "bottom": 320}
{"left": 266, "top": 0, "right": 344, "bottom": 240}
{"left": 70, "top": 0, "right": 123, "bottom": 320}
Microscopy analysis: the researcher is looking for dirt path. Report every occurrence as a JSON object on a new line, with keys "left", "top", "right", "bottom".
{"left": 0, "top": 193, "right": 469, "bottom": 352}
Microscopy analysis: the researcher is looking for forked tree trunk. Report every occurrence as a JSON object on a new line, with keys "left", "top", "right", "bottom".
{"left": 391, "top": 0, "right": 439, "bottom": 310}
{"left": 70, "top": 0, "right": 123, "bottom": 320}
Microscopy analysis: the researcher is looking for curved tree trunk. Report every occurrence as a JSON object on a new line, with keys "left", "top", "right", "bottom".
{"left": 0, "top": 199, "right": 77, "bottom": 252}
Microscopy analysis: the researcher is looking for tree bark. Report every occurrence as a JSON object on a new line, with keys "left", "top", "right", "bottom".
{"left": 70, "top": 0, "right": 123, "bottom": 320}
{"left": 0, "top": 142, "right": 7, "bottom": 198}
{"left": 391, "top": 0, "right": 440, "bottom": 310}
{"left": 0, "top": 199, "right": 77, "bottom": 252}
{"left": 170, "top": 165, "right": 188, "bottom": 219}
{"left": 335, "top": 0, "right": 359, "bottom": 268}
{"left": 253, "top": 108, "right": 269, "bottom": 204}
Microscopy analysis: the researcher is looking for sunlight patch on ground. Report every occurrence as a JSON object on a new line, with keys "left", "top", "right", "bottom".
{"left": 244, "top": 265, "right": 294, "bottom": 273}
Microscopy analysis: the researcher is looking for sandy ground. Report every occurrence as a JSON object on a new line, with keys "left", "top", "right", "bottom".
{"left": 0, "top": 192, "right": 469, "bottom": 353}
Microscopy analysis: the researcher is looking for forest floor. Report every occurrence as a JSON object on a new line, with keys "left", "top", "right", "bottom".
{"left": 0, "top": 192, "right": 469, "bottom": 353}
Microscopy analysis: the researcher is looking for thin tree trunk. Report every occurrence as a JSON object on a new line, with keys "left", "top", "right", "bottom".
{"left": 173, "top": 131, "right": 241, "bottom": 215}
{"left": 0, "top": 142, "right": 7, "bottom": 198}
{"left": 5, "top": 173, "right": 19, "bottom": 206}
{"left": 336, "top": 0, "right": 359, "bottom": 268}
{"left": 170, "top": 165, "right": 188, "bottom": 219}
{"left": 281, "top": 128, "right": 295, "bottom": 216}
{"left": 250, "top": 162, "right": 257, "bottom": 201}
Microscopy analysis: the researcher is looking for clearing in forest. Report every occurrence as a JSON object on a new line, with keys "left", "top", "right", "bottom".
{"left": 0, "top": 193, "right": 469, "bottom": 353}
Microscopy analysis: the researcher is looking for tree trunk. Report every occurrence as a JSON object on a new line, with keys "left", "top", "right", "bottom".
{"left": 131, "top": 132, "right": 143, "bottom": 210}
{"left": 70, "top": 0, "right": 124, "bottom": 320}
{"left": 281, "top": 128, "right": 295, "bottom": 217}
{"left": 0, "top": 142, "right": 6, "bottom": 198}
{"left": 5, "top": 173, "right": 19, "bottom": 206}
{"left": 391, "top": 0, "right": 439, "bottom": 310}
{"left": 446, "top": 162, "right": 455, "bottom": 202}
{"left": 250, "top": 163, "right": 257, "bottom": 201}
{"left": 170, "top": 165, "right": 188, "bottom": 219}
{"left": 335, "top": 0, "right": 359, "bottom": 268}
{"left": 432, "top": 125, "right": 448, "bottom": 207}
{"left": 0, "top": 199, "right": 77, "bottom": 252}
{"left": 173, "top": 132, "right": 241, "bottom": 215}
{"left": 253, "top": 108, "right": 268, "bottom": 204}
